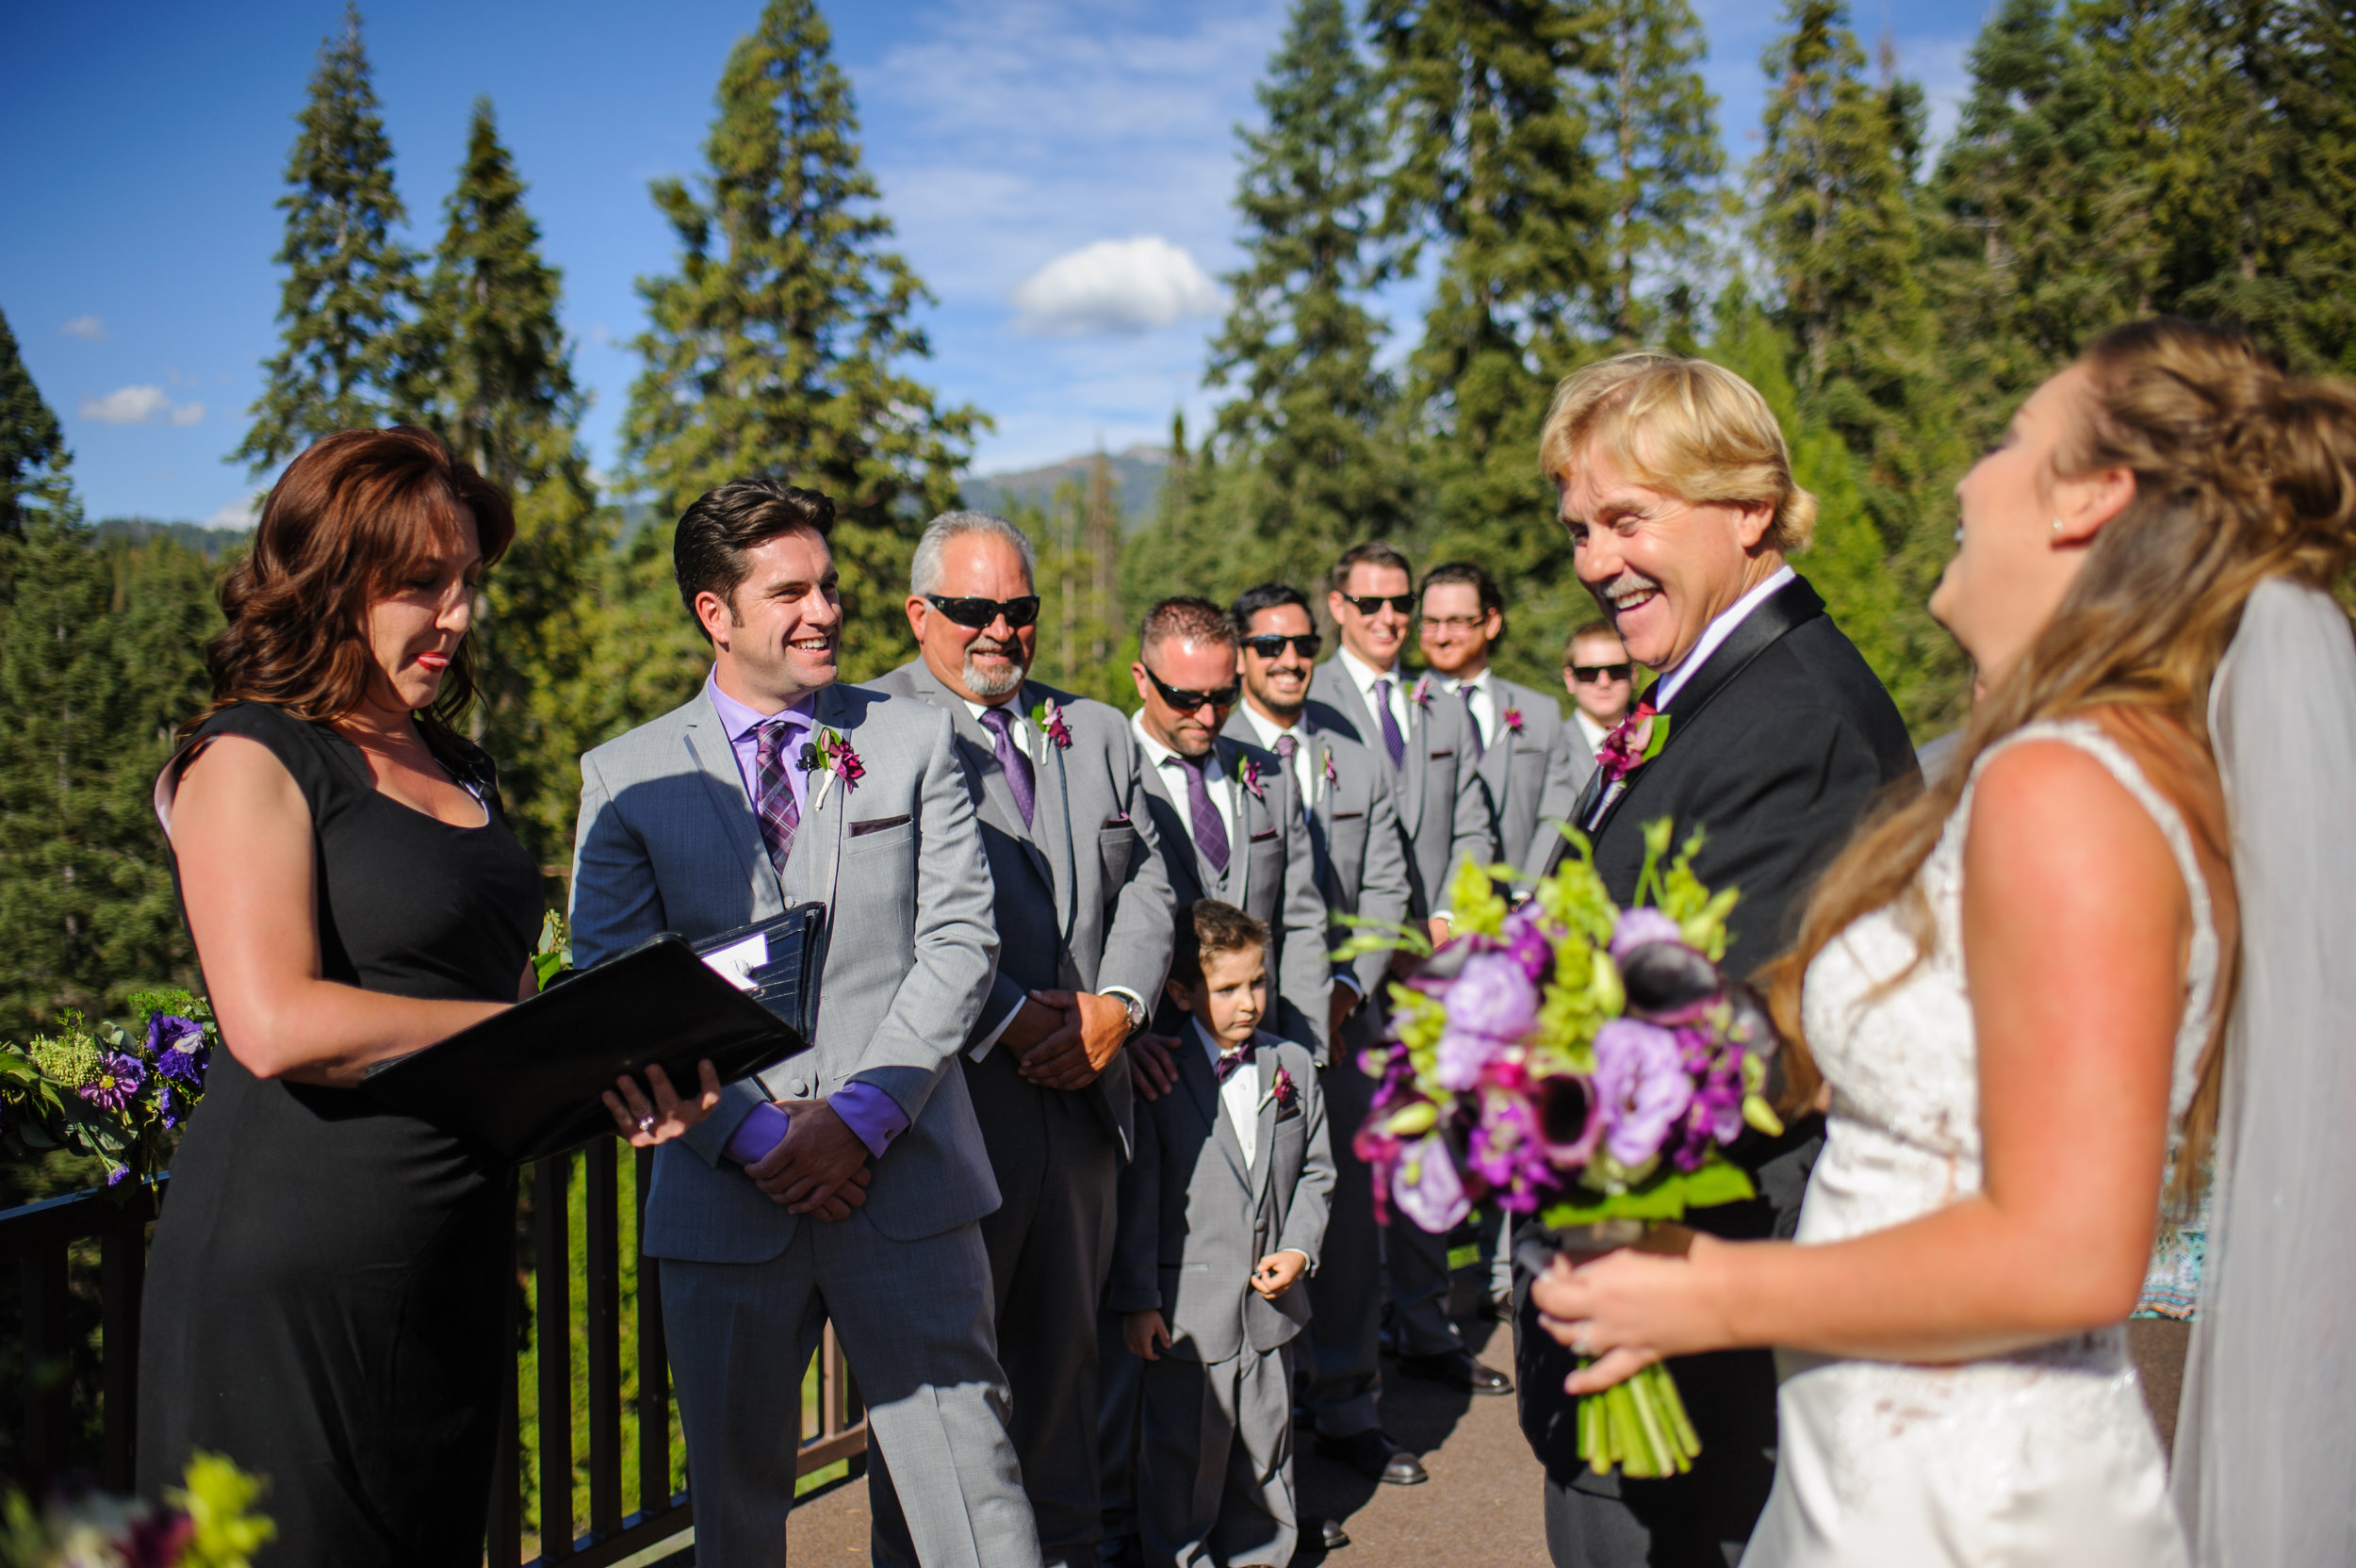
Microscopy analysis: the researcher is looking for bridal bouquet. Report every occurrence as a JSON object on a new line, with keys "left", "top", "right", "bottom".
{"left": 1346, "top": 820, "right": 1783, "bottom": 1478}
{"left": 0, "top": 988, "right": 220, "bottom": 1189}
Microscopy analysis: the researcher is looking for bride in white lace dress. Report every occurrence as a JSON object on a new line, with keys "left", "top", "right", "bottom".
{"left": 1530, "top": 318, "right": 2356, "bottom": 1565}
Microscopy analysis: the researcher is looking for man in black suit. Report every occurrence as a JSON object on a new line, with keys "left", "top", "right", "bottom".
{"left": 1518, "top": 354, "right": 1915, "bottom": 1567}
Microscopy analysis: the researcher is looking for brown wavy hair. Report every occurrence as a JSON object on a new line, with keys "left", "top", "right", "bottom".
{"left": 191, "top": 427, "right": 515, "bottom": 753}
{"left": 1762, "top": 319, "right": 2356, "bottom": 1206}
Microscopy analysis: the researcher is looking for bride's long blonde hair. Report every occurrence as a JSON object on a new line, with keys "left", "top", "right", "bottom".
{"left": 1763, "top": 319, "right": 2356, "bottom": 1198}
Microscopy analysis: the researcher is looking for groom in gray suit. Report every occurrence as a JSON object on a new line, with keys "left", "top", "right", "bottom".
{"left": 569, "top": 479, "right": 1040, "bottom": 1568}
{"left": 871, "top": 512, "right": 1175, "bottom": 1568}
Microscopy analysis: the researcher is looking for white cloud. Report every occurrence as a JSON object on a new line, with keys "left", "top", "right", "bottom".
{"left": 81, "top": 384, "right": 172, "bottom": 424}
{"left": 59, "top": 315, "right": 106, "bottom": 341}
{"left": 78, "top": 383, "right": 205, "bottom": 426}
{"left": 205, "top": 491, "right": 262, "bottom": 530}
{"left": 1010, "top": 237, "right": 1222, "bottom": 336}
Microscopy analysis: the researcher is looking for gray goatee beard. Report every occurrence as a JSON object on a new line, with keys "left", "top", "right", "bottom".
{"left": 964, "top": 643, "right": 1027, "bottom": 701}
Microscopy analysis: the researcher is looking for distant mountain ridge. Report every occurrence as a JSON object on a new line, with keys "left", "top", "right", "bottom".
{"left": 93, "top": 517, "right": 253, "bottom": 559}
{"left": 958, "top": 445, "right": 1170, "bottom": 532}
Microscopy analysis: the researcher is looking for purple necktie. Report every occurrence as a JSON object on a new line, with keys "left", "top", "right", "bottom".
{"left": 752, "top": 715, "right": 803, "bottom": 875}
{"left": 977, "top": 705, "right": 1035, "bottom": 828}
{"left": 1459, "top": 683, "right": 1486, "bottom": 759}
{"left": 1273, "top": 732, "right": 1300, "bottom": 796}
{"left": 1372, "top": 678, "right": 1408, "bottom": 771}
{"left": 1167, "top": 754, "right": 1230, "bottom": 877}
{"left": 1215, "top": 1040, "right": 1256, "bottom": 1083}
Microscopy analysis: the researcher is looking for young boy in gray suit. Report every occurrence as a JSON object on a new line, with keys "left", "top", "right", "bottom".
{"left": 1111, "top": 901, "right": 1334, "bottom": 1568}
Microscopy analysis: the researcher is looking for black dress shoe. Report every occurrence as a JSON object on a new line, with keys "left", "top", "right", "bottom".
{"left": 1319, "top": 1517, "right": 1351, "bottom": 1549}
{"left": 1317, "top": 1428, "right": 1428, "bottom": 1484}
{"left": 1396, "top": 1347, "right": 1513, "bottom": 1395}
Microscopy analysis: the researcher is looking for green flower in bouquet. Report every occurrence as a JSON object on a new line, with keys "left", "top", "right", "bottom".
{"left": 0, "top": 989, "right": 221, "bottom": 1190}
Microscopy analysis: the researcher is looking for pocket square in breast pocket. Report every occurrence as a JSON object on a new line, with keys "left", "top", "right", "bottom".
{"left": 850, "top": 814, "right": 911, "bottom": 837}
{"left": 1333, "top": 809, "right": 1365, "bottom": 822}
{"left": 1428, "top": 748, "right": 1454, "bottom": 760}
{"left": 1249, "top": 827, "right": 1279, "bottom": 843}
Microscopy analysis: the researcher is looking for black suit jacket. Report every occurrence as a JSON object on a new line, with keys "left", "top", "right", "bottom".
{"left": 1517, "top": 573, "right": 1916, "bottom": 1511}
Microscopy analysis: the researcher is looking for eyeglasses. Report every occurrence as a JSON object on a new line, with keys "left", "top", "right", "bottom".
{"left": 1419, "top": 613, "right": 1488, "bottom": 632}
{"left": 1142, "top": 664, "right": 1240, "bottom": 714}
{"left": 1241, "top": 631, "right": 1323, "bottom": 661}
{"left": 924, "top": 593, "right": 1040, "bottom": 629}
{"left": 1568, "top": 662, "right": 1634, "bottom": 684}
{"left": 1338, "top": 593, "right": 1415, "bottom": 617}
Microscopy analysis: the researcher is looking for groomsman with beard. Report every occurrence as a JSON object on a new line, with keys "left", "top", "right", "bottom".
{"left": 1309, "top": 543, "right": 1512, "bottom": 1400}
{"left": 1415, "top": 560, "right": 1588, "bottom": 885}
{"left": 1223, "top": 582, "right": 1427, "bottom": 1503}
{"left": 871, "top": 512, "right": 1176, "bottom": 1568}
{"left": 1518, "top": 355, "right": 1913, "bottom": 1567}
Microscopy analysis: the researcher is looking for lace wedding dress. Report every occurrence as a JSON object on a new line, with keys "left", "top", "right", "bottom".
{"left": 1742, "top": 719, "right": 2214, "bottom": 1566}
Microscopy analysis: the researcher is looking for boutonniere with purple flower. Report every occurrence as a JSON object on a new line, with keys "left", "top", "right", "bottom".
{"left": 1321, "top": 745, "right": 1339, "bottom": 788}
{"left": 1502, "top": 706, "right": 1526, "bottom": 736}
{"left": 1594, "top": 703, "right": 1667, "bottom": 788}
{"left": 1410, "top": 674, "right": 1435, "bottom": 709}
{"left": 1029, "top": 697, "right": 1074, "bottom": 750}
{"left": 799, "top": 726, "right": 863, "bottom": 808}
{"left": 1235, "top": 752, "right": 1267, "bottom": 800}
{"left": 1271, "top": 1066, "right": 1299, "bottom": 1109}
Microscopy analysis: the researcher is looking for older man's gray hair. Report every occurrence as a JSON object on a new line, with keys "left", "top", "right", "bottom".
{"left": 911, "top": 510, "right": 1038, "bottom": 596}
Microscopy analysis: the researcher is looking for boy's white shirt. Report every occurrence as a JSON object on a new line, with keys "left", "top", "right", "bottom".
{"left": 1191, "top": 1015, "right": 1261, "bottom": 1171}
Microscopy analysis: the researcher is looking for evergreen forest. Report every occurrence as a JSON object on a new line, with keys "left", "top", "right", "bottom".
{"left": 9, "top": 0, "right": 2356, "bottom": 1058}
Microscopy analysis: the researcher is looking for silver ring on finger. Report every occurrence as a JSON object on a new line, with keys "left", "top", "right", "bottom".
{"left": 1570, "top": 1325, "right": 1594, "bottom": 1357}
{"left": 636, "top": 1113, "right": 658, "bottom": 1135}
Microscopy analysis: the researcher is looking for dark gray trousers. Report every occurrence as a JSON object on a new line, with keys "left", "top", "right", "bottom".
{"left": 1301, "top": 1053, "right": 1385, "bottom": 1437}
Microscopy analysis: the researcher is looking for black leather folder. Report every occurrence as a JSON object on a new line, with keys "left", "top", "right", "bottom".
{"left": 364, "top": 905, "right": 826, "bottom": 1163}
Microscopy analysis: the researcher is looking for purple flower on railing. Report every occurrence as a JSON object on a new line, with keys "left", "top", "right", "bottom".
{"left": 149, "top": 1015, "right": 206, "bottom": 1085}
{"left": 1592, "top": 1019, "right": 1693, "bottom": 1167}
{"left": 157, "top": 1079, "right": 190, "bottom": 1132}
{"left": 82, "top": 1053, "right": 145, "bottom": 1113}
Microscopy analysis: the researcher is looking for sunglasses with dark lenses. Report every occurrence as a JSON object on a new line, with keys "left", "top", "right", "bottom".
{"left": 1339, "top": 593, "right": 1416, "bottom": 617}
{"left": 1241, "top": 632, "right": 1323, "bottom": 661}
{"left": 1568, "top": 662, "right": 1634, "bottom": 684}
{"left": 925, "top": 593, "right": 1041, "bottom": 629}
{"left": 1143, "top": 665, "right": 1241, "bottom": 714}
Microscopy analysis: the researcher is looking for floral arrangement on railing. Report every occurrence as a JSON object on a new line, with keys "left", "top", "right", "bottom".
{"left": 1339, "top": 821, "right": 1784, "bottom": 1479}
{"left": 0, "top": 989, "right": 218, "bottom": 1189}
{"left": 0, "top": 1451, "right": 274, "bottom": 1567}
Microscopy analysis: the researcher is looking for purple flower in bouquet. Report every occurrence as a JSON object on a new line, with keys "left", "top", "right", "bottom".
{"left": 1610, "top": 907, "right": 1685, "bottom": 959}
{"left": 1499, "top": 904, "right": 1560, "bottom": 982}
{"left": 1533, "top": 1070, "right": 1603, "bottom": 1166}
{"left": 1392, "top": 1131, "right": 1472, "bottom": 1233}
{"left": 1592, "top": 1019, "right": 1693, "bottom": 1167}
{"left": 82, "top": 1052, "right": 146, "bottom": 1112}
{"left": 148, "top": 1014, "right": 206, "bottom": 1084}
{"left": 157, "top": 1079, "right": 189, "bottom": 1132}
{"left": 1467, "top": 1093, "right": 1553, "bottom": 1209}
{"left": 1445, "top": 953, "right": 1539, "bottom": 1039}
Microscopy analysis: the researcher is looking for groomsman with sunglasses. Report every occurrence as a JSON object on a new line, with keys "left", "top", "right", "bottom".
{"left": 1562, "top": 618, "right": 1638, "bottom": 760}
{"left": 1309, "top": 543, "right": 1512, "bottom": 1400}
{"left": 1415, "top": 561, "right": 1589, "bottom": 885}
{"left": 873, "top": 513, "right": 1176, "bottom": 1568}
{"left": 1224, "top": 582, "right": 1426, "bottom": 1505}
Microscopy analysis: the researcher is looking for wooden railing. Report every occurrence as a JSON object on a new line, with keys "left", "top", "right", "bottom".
{"left": 0, "top": 1146, "right": 866, "bottom": 1566}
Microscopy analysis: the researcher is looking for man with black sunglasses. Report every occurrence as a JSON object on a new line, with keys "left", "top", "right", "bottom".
{"left": 1562, "top": 618, "right": 1636, "bottom": 759}
{"left": 1309, "top": 543, "right": 1510, "bottom": 1404}
{"left": 873, "top": 511, "right": 1176, "bottom": 1568}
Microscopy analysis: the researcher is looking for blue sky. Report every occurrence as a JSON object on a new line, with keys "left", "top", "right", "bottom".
{"left": 0, "top": 0, "right": 1993, "bottom": 527}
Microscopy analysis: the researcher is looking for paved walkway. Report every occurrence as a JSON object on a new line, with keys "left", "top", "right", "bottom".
{"left": 779, "top": 1315, "right": 1549, "bottom": 1566}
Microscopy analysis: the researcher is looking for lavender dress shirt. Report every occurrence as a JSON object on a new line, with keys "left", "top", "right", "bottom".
{"left": 703, "top": 671, "right": 909, "bottom": 1166}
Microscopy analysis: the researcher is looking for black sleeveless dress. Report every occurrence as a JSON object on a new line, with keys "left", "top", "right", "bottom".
{"left": 137, "top": 703, "right": 541, "bottom": 1565}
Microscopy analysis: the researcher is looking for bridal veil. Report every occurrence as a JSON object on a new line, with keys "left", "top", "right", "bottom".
{"left": 2172, "top": 575, "right": 2356, "bottom": 1562}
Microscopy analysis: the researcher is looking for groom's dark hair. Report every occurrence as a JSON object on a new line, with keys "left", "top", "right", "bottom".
{"left": 675, "top": 476, "right": 836, "bottom": 638}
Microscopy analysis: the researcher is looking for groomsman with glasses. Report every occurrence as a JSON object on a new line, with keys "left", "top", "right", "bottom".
{"left": 873, "top": 512, "right": 1176, "bottom": 1568}
{"left": 1309, "top": 543, "right": 1511, "bottom": 1400}
{"left": 1224, "top": 582, "right": 1425, "bottom": 1503}
{"left": 1415, "top": 561, "right": 1588, "bottom": 886}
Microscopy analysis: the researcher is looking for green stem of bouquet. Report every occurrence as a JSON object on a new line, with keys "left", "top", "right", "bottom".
{"left": 1576, "top": 1361, "right": 1700, "bottom": 1479}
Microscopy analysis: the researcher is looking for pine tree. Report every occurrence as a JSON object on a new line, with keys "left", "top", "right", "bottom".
{"left": 418, "top": 98, "right": 604, "bottom": 869}
{"left": 0, "top": 306, "right": 69, "bottom": 540}
{"left": 235, "top": 4, "right": 425, "bottom": 471}
{"left": 622, "top": 0, "right": 982, "bottom": 683}
{"left": 1589, "top": 0, "right": 1724, "bottom": 347}
{"left": 1372, "top": 0, "right": 1612, "bottom": 676}
{"left": 1203, "top": 0, "right": 1404, "bottom": 586}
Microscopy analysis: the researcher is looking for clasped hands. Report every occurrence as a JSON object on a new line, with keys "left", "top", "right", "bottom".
{"left": 746, "top": 1100, "right": 873, "bottom": 1221}
{"left": 1001, "top": 988, "right": 1131, "bottom": 1090}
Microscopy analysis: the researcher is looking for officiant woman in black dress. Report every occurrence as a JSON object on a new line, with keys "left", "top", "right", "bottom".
{"left": 137, "top": 427, "right": 717, "bottom": 1565}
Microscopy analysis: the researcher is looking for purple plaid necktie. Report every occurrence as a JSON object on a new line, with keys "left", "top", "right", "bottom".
{"left": 1165, "top": 754, "right": 1231, "bottom": 877}
{"left": 1459, "top": 682, "right": 1486, "bottom": 760}
{"left": 977, "top": 705, "right": 1035, "bottom": 828}
{"left": 1273, "top": 732, "right": 1300, "bottom": 797}
{"left": 751, "top": 714, "right": 805, "bottom": 875}
{"left": 1215, "top": 1041, "right": 1256, "bottom": 1084}
{"left": 1372, "top": 678, "right": 1408, "bottom": 771}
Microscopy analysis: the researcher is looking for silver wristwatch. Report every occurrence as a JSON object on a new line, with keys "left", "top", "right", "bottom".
{"left": 1120, "top": 992, "right": 1149, "bottom": 1037}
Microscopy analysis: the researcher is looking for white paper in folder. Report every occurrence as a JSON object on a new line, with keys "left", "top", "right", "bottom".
{"left": 700, "top": 930, "right": 768, "bottom": 991}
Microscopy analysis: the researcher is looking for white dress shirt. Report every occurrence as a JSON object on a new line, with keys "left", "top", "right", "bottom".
{"left": 1132, "top": 710, "right": 1241, "bottom": 844}
{"left": 1239, "top": 702, "right": 1317, "bottom": 809}
{"left": 1651, "top": 564, "right": 1796, "bottom": 709}
{"left": 1574, "top": 709, "right": 1614, "bottom": 756}
{"left": 1448, "top": 667, "right": 1497, "bottom": 751}
{"left": 1337, "top": 646, "right": 1415, "bottom": 743}
{"left": 1194, "top": 1018, "right": 1260, "bottom": 1170}
{"left": 963, "top": 695, "right": 1033, "bottom": 748}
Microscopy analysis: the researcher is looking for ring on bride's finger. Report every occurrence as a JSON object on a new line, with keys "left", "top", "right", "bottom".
{"left": 636, "top": 1113, "right": 658, "bottom": 1135}
{"left": 1570, "top": 1325, "right": 1593, "bottom": 1357}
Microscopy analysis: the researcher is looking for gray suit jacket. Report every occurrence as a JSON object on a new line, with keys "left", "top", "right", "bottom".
{"left": 1135, "top": 728, "right": 1333, "bottom": 1054}
{"left": 1307, "top": 660, "right": 1494, "bottom": 919}
{"left": 569, "top": 681, "right": 1001, "bottom": 1264}
{"left": 1464, "top": 674, "right": 1589, "bottom": 888}
{"left": 871, "top": 659, "right": 1176, "bottom": 1155}
{"left": 1108, "top": 1029, "right": 1333, "bottom": 1364}
{"left": 1223, "top": 709, "right": 1413, "bottom": 1062}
